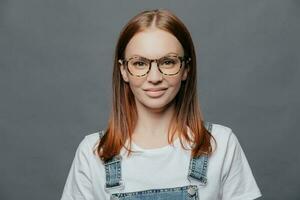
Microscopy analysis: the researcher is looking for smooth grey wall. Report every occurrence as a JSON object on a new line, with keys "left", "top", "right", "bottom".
{"left": 1, "top": 0, "right": 299, "bottom": 199}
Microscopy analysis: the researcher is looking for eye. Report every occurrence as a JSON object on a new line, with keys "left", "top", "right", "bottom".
{"left": 163, "top": 60, "right": 175, "bottom": 65}
{"left": 161, "top": 58, "right": 178, "bottom": 65}
{"left": 132, "top": 61, "right": 146, "bottom": 67}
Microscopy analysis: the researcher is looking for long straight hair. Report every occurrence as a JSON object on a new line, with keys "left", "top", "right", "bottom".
{"left": 96, "top": 9, "right": 215, "bottom": 162}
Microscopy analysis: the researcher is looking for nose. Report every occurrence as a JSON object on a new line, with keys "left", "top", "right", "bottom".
{"left": 146, "top": 61, "right": 163, "bottom": 83}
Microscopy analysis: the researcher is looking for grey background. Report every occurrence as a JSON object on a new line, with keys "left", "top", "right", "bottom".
{"left": 0, "top": 0, "right": 299, "bottom": 199}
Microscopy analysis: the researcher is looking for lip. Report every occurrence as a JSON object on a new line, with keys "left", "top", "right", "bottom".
{"left": 144, "top": 87, "right": 167, "bottom": 92}
{"left": 144, "top": 88, "right": 167, "bottom": 97}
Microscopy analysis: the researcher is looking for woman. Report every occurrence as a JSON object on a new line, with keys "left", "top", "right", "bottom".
{"left": 61, "top": 9, "right": 262, "bottom": 200}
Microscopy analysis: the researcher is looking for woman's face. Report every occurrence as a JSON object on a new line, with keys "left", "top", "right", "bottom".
{"left": 119, "top": 28, "right": 188, "bottom": 111}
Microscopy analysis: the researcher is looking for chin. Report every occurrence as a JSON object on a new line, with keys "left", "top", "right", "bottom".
{"left": 141, "top": 98, "right": 174, "bottom": 111}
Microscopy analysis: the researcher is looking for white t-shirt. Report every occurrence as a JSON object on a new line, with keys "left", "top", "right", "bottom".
{"left": 61, "top": 123, "right": 262, "bottom": 200}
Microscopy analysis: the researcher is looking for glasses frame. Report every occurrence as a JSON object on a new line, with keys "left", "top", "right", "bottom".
{"left": 119, "top": 55, "right": 191, "bottom": 77}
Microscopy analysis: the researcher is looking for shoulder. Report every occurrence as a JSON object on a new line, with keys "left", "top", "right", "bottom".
{"left": 210, "top": 122, "right": 234, "bottom": 143}
{"left": 209, "top": 123, "right": 262, "bottom": 199}
{"left": 209, "top": 122, "right": 240, "bottom": 155}
{"left": 83, "top": 131, "right": 103, "bottom": 146}
{"left": 75, "top": 131, "right": 102, "bottom": 156}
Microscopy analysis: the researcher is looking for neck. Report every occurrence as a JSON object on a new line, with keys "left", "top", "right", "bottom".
{"left": 133, "top": 98, "right": 176, "bottom": 139}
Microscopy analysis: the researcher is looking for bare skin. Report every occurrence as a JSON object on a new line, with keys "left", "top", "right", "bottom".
{"left": 119, "top": 28, "right": 188, "bottom": 149}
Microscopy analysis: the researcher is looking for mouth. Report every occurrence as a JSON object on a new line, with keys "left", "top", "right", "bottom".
{"left": 144, "top": 88, "right": 167, "bottom": 98}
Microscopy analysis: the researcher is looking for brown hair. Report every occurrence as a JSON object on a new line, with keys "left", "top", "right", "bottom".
{"left": 96, "top": 9, "right": 215, "bottom": 162}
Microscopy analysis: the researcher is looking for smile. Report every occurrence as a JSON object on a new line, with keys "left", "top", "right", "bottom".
{"left": 144, "top": 89, "right": 167, "bottom": 98}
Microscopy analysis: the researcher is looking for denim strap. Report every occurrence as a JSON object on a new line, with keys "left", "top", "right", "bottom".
{"left": 99, "top": 130, "right": 105, "bottom": 139}
{"left": 99, "top": 130, "right": 125, "bottom": 192}
{"left": 100, "top": 122, "right": 213, "bottom": 191}
{"left": 187, "top": 121, "right": 212, "bottom": 185}
{"left": 103, "top": 155, "right": 124, "bottom": 192}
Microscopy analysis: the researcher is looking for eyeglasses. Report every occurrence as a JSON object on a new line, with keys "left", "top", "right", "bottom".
{"left": 119, "top": 55, "right": 191, "bottom": 77}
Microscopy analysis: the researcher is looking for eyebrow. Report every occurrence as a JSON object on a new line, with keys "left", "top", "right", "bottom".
{"left": 127, "top": 52, "right": 182, "bottom": 59}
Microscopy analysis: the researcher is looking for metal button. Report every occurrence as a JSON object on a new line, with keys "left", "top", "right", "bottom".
{"left": 110, "top": 195, "right": 119, "bottom": 200}
{"left": 187, "top": 187, "right": 197, "bottom": 196}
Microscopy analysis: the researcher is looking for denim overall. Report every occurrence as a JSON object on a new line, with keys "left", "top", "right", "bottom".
{"left": 100, "top": 122, "right": 212, "bottom": 200}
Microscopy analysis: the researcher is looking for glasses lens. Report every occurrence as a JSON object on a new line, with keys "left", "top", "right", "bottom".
{"left": 158, "top": 56, "right": 181, "bottom": 75}
{"left": 127, "top": 57, "right": 149, "bottom": 76}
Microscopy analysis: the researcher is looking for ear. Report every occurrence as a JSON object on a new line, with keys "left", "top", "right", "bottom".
{"left": 182, "top": 59, "right": 191, "bottom": 81}
{"left": 119, "top": 59, "right": 129, "bottom": 82}
{"left": 182, "top": 67, "right": 189, "bottom": 81}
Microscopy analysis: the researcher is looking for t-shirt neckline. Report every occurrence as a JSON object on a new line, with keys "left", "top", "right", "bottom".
{"left": 131, "top": 136, "right": 181, "bottom": 154}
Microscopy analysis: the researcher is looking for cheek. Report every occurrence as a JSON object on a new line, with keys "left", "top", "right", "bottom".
{"left": 166, "top": 77, "right": 184, "bottom": 98}
{"left": 168, "top": 77, "right": 183, "bottom": 88}
{"left": 127, "top": 77, "right": 144, "bottom": 95}
{"left": 168, "top": 69, "right": 186, "bottom": 87}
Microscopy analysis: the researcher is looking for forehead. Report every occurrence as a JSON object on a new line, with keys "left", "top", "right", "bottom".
{"left": 124, "top": 28, "right": 184, "bottom": 59}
